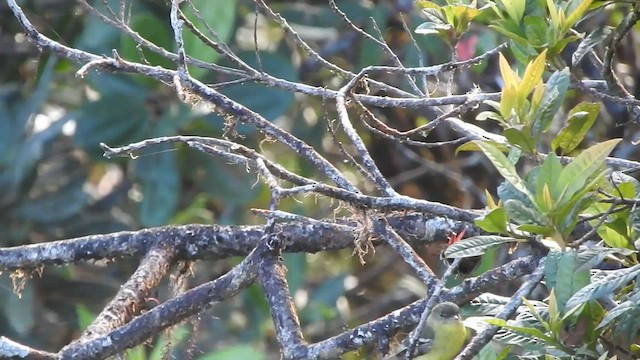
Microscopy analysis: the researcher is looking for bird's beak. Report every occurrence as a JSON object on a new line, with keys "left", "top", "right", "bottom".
{"left": 451, "top": 315, "right": 460, "bottom": 320}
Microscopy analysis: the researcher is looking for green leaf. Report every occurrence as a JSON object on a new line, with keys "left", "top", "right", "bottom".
{"left": 475, "top": 207, "right": 509, "bottom": 233}
{"left": 73, "top": 94, "right": 149, "bottom": 157}
{"left": 490, "top": 22, "right": 530, "bottom": 46}
{"left": 476, "top": 111, "right": 505, "bottom": 123}
{"left": 572, "top": 27, "right": 612, "bottom": 66}
{"left": 443, "top": 236, "right": 521, "bottom": 258}
{"left": 563, "top": 0, "right": 594, "bottom": 34}
{"left": 182, "top": 0, "right": 238, "bottom": 79}
{"left": 120, "top": 13, "right": 173, "bottom": 69}
{"left": 1, "top": 275, "right": 35, "bottom": 336}
{"left": 15, "top": 177, "right": 87, "bottom": 224}
{"left": 597, "top": 299, "right": 637, "bottom": 329}
{"left": 530, "top": 68, "right": 570, "bottom": 138}
{"left": 576, "top": 247, "right": 635, "bottom": 272}
{"left": 504, "top": 126, "right": 536, "bottom": 154}
{"left": 415, "top": 21, "right": 452, "bottom": 37}
{"left": 135, "top": 151, "right": 180, "bottom": 227}
{"left": 503, "top": 199, "right": 547, "bottom": 225}
{"left": 284, "top": 253, "right": 307, "bottom": 296}
{"left": 552, "top": 103, "right": 600, "bottom": 154}
{"left": 523, "top": 16, "right": 548, "bottom": 47}
{"left": 554, "top": 250, "right": 591, "bottom": 313}
{"left": 498, "top": 181, "right": 534, "bottom": 206}
{"left": 598, "top": 224, "right": 632, "bottom": 249}
{"left": 518, "top": 50, "right": 547, "bottom": 100}
{"left": 496, "top": 0, "right": 526, "bottom": 23}
{"left": 474, "top": 141, "right": 534, "bottom": 202}
{"left": 420, "top": 4, "right": 447, "bottom": 24}
{"left": 556, "top": 139, "right": 621, "bottom": 202}
{"left": 566, "top": 264, "right": 640, "bottom": 310}
{"left": 517, "top": 224, "right": 555, "bottom": 235}
{"left": 545, "top": 250, "right": 562, "bottom": 290}
{"left": 485, "top": 319, "right": 556, "bottom": 343}
{"left": 536, "top": 153, "right": 562, "bottom": 202}
{"left": 456, "top": 140, "right": 509, "bottom": 154}
{"left": 219, "top": 52, "right": 296, "bottom": 124}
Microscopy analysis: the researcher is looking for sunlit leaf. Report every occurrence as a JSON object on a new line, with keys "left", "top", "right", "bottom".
{"left": 566, "top": 264, "right": 640, "bottom": 310}
{"left": 474, "top": 141, "right": 534, "bottom": 202}
{"left": 552, "top": 103, "right": 600, "bottom": 154}
{"left": 556, "top": 139, "right": 621, "bottom": 202}
{"left": 475, "top": 207, "right": 508, "bottom": 233}
{"left": 443, "top": 236, "right": 521, "bottom": 258}
{"left": 518, "top": 50, "right": 547, "bottom": 100}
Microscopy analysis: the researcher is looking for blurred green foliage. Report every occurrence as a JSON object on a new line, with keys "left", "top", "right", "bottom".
{"left": 4, "top": 0, "right": 640, "bottom": 358}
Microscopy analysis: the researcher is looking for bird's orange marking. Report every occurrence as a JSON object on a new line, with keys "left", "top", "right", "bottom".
{"left": 447, "top": 228, "right": 467, "bottom": 245}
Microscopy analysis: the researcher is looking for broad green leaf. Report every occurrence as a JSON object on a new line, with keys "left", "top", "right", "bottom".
{"left": 284, "top": 253, "right": 307, "bottom": 296}
{"left": 497, "top": 181, "right": 534, "bottom": 206}
{"left": 443, "top": 236, "right": 521, "bottom": 258}
{"left": 499, "top": 52, "right": 520, "bottom": 91}
{"left": 476, "top": 111, "right": 505, "bottom": 123}
{"left": 517, "top": 224, "right": 555, "bottom": 235}
{"left": 182, "top": 0, "right": 238, "bottom": 79}
{"left": 475, "top": 141, "right": 534, "bottom": 202}
{"left": 576, "top": 247, "right": 635, "bottom": 272}
{"left": 523, "top": 16, "right": 547, "bottom": 47}
{"left": 415, "top": 22, "right": 453, "bottom": 36}
{"left": 420, "top": 6, "right": 447, "bottom": 25}
{"left": 504, "top": 126, "right": 536, "bottom": 154}
{"left": 554, "top": 191, "right": 599, "bottom": 236}
{"left": 552, "top": 103, "right": 600, "bottom": 154}
{"left": 501, "top": 83, "right": 518, "bottom": 120}
{"left": 519, "top": 50, "right": 547, "bottom": 100}
{"left": 554, "top": 250, "right": 591, "bottom": 313}
{"left": 521, "top": 297, "right": 550, "bottom": 332}
{"left": 572, "top": 27, "right": 612, "bottom": 66}
{"left": 546, "top": 0, "right": 560, "bottom": 31}
{"left": 120, "top": 13, "right": 173, "bottom": 70}
{"left": 475, "top": 207, "right": 509, "bottom": 233}
{"left": 1, "top": 276, "right": 35, "bottom": 336}
{"left": 136, "top": 151, "right": 180, "bottom": 227}
{"left": 566, "top": 264, "right": 640, "bottom": 310}
{"left": 563, "top": 0, "right": 593, "bottom": 34}
{"left": 496, "top": 0, "right": 526, "bottom": 23}
{"left": 556, "top": 139, "right": 621, "bottom": 201}
{"left": 536, "top": 153, "right": 562, "bottom": 202}
{"left": 485, "top": 319, "right": 556, "bottom": 343}
{"left": 503, "top": 199, "right": 547, "bottom": 225}
{"left": 545, "top": 250, "right": 562, "bottom": 290}
{"left": 507, "top": 147, "right": 522, "bottom": 165}
{"left": 456, "top": 140, "right": 510, "bottom": 154}
{"left": 73, "top": 94, "right": 149, "bottom": 157}
{"left": 490, "top": 22, "right": 530, "bottom": 46}
{"left": 15, "top": 178, "right": 87, "bottom": 224}
{"left": 596, "top": 299, "right": 637, "bottom": 330}
{"left": 220, "top": 52, "right": 296, "bottom": 124}
{"left": 597, "top": 224, "right": 632, "bottom": 249}
{"left": 530, "top": 69, "right": 570, "bottom": 138}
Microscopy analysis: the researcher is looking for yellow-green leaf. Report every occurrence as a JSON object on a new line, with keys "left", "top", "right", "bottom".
{"left": 499, "top": 53, "right": 520, "bottom": 90}
{"left": 475, "top": 141, "right": 534, "bottom": 201}
{"left": 564, "top": 0, "right": 593, "bottom": 33}
{"left": 556, "top": 138, "right": 621, "bottom": 200}
{"left": 518, "top": 50, "right": 547, "bottom": 100}
{"left": 552, "top": 103, "right": 600, "bottom": 154}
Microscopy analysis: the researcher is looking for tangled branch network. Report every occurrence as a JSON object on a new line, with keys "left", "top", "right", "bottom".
{"left": 2, "top": 0, "right": 638, "bottom": 359}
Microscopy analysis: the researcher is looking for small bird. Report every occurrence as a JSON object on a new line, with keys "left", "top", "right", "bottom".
{"left": 386, "top": 302, "right": 467, "bottom": 360}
